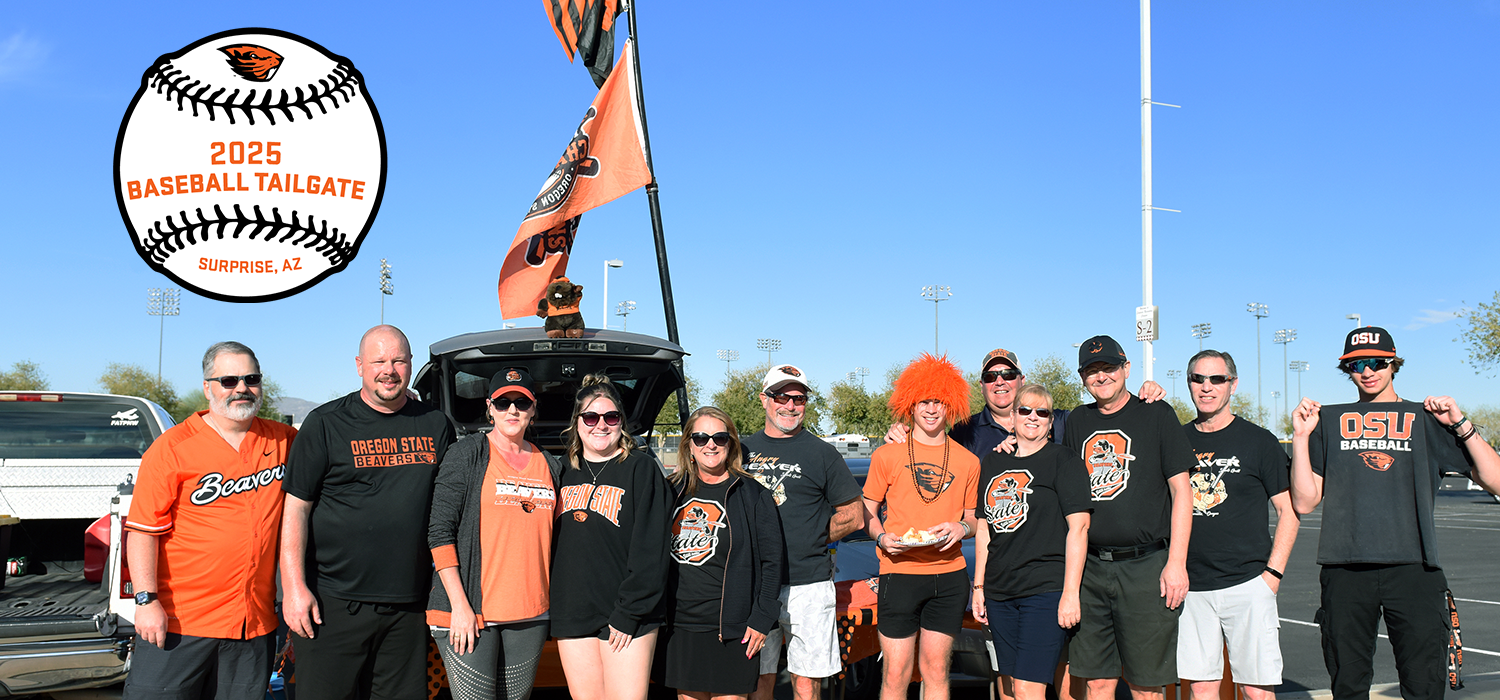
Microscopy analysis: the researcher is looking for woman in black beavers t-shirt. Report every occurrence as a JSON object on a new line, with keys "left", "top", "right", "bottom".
{"left": 550, "top": 374, "right": 672, "bottom": 700}
{"left": 972, "top": 384, "right": 1092, "bottom": 700}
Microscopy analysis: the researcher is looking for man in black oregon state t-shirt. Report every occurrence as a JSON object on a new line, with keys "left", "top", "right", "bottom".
{"left": 1062, "top": 335, "right": 1195, "bottom": 700}
{"left": 1290, "top": 327, "right": 1500, "bottom": 700}
{"left": 1176, "top": 350, "right": 1300, "bottom": 700}
{"left": 279, "top": 325, "right": 456, "bottom": 700}
{"left": 742, "top": 365, "right": 864, "bottom": 700}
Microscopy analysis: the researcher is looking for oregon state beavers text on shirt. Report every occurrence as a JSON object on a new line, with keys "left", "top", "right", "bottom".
{"left": 1337, "top": 411, "right": 1416, "bottom": 452}
{"left": 348, "top": 436, "right": 438, "bottom": 468}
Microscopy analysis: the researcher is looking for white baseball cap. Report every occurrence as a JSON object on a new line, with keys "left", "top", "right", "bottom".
{"left": 762, "top": 364, "right": 810, "bottom": 393}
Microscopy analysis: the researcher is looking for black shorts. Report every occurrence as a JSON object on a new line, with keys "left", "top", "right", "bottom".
{"left": 289, "top": 597, "right": 429, "bottom": 700}
{"left": 572, "top": 620, "right": 662, "bottom": 641}
{"left": 987, "top": 591, "right": 1071, "bottom": 685}
{"left": 124, "top": 632, "right": 275, "bottom": 700}
{"left": 877, "top": 570, "right": 969, "bottom": 638}
{"left": 661, "top": 627, "right": 760, "bottom": 695}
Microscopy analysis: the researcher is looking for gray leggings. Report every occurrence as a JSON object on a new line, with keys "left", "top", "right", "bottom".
{"left": 433, "top": 620, "right": 549, "bottom": 700}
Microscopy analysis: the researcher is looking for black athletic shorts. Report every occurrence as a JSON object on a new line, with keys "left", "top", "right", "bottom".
{"left": 877, "top": 570, "right": 970, "bottom": 638}
{"left": 290, "top": 597, "right": 429, "bottom": 700}
{"left": 123, "top": 632, "right": 275, "bottom": 700}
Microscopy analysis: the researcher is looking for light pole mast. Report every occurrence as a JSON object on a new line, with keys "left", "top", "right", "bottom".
{"left": 717, "top": 349, "right": 739, "bottom": 376}
{"left": 921, "top": 285, "right": 951, "bottom": 355}
{"left": 1247, "top": 302, "right": 1269, "bottom": 424}
{"left": 1138, "top": 0, "right": 1180, "bottom": 381}
{"left": 147, "top": 288, "right": 181, "bottom": 384}
{"left": 756, "top": 339, "right": 781, "bottom": 366}
{"left": 1290, "top": 360, "right": 1310, "bottom": 404}
{"left": 1191, "top": 322, "right": 1212, "bottom": 351}
{"left": 379, "top": 258, "right": 394, "bottom": 324}
{"left": 1274, "top": 329, "right": 1297, "bottom": 432}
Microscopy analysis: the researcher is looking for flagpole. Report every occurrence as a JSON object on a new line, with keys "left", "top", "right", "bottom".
{"left": 624, "top": 1, "right": 690, "bottom": 428}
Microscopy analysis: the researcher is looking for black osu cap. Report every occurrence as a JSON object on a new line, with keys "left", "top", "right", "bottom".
{"left": 1078, "top": 335, "right": 1128, "bottom": 370}
{"left": 1340, "top": 326, "right": 1396, "bottom": 361}
{"left": 489, "top": 367, "right": 536, "bottom": 401}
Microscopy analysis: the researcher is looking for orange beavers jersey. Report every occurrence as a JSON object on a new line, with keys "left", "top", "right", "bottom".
{"left": 125, "top": 412, "right": 295, "bottom": 639}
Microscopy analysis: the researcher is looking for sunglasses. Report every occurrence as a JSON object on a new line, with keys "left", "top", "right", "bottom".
{"left": 579, "top": 411, "right": 623, "bottom": 427}
{"left": 764, "top": 391, "right": 808, "bottom": 406}
{"left": 1188, "top": 373, "right": 1232, "bottom": 385}
{"left": 981, "top": 368, "right": 1022, "bottom": 383}
{"left": 491, "top": 396, "right": 535, "bottom": 411}
{"left": 690, "top": 432, "right": 732, "bottom": 447}
{"left": 205, "top": 373, "right": 262, "bottom": 389}
{"left": 1016, "top": 406, "right": 1053, "bottom": 418}
{"left": 1342, "top": 358, "right": 1391, "bottom": 374}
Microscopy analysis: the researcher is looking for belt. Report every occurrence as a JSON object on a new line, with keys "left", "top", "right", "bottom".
{"left": 1088, "top": 539, "right": 1167, "bottom": 562}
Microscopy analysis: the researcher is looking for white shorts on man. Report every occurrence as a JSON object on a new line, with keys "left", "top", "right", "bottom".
{"left": 1177, "top": 576, "right": 1283, "bottom": 685}
{"left": 759, "top": 582, "right": 842, "bottom": 678}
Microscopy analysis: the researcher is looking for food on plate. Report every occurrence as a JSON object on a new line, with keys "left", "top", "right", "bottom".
{"left": 898, "top": 527, "right": 940, "bottom": 545}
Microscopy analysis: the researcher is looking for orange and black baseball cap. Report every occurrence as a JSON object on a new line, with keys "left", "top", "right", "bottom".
{"left": 981, "top": 348, "right": 1020, "bottom": 371}
{"left": 1078, "top": 335, "right": 1128, "bottom": 370}
{"left": 489, "top": 367, "right": 536, "bottom": 401}
{"left": 1340, "top": 326, "right": 1396, "bottom": 360}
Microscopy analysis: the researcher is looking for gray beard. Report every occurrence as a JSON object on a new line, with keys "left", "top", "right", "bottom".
{"left": 216, "top": 392, "right": 262, "bottom": 421}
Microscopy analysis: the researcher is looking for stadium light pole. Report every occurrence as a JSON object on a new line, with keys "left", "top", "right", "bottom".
{"left": 1191, "top": 322, "right": 1212, "bottom": 351}
{"left": 1247, "top": 303, "right": 1269, "bottom": 424}
{"left": 379, "top": 258, "right": 394, "bottom": 324}
{"left": 717, "top": 349, "right": 739, "bottom": 376}
{"left": 1138, "top": 0, "right": 1182, "bottom": 384}
{"left": 921, "top": 285, "right": 952, "bottom": 355}
{"left": 1273, "top": 329, "right": 1297, "bottom": 429}
{"left": 147, "top": 288, "right": 181, "bottom": 384}
{"left": 1347, "top": 313, "right": 1361, "bottom": 328}
{"left": 602, "top": 259, "right": 623, "bottom": 330}
{"left": 616, "top": 300, "right": 637, "bottom": 331}
{"left": 756, "top": 339, "right": 781, "bottom": 366}
{"left": 1290, "top": 360, "right": 1310, "bottom": 403}
{"left": 855, "top": 366, "right": 869, "bottom": 389}
{"left": 1165, "top": 369, "right": 1182, "bottom": 399}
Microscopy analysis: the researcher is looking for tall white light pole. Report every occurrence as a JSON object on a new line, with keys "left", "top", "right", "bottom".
{"left": 147, "top": 288, "right": 181, "bottom": 384}
{"left": 602, "top": 259, "right": 623, "bottom": 329}
{"left": 616, "top": 301, "right": 637, "bottom": 331}
{"left": 1290, "top": 360, "right": 1310, "bottom": 403}
{"left": 1247, "top": 302, "right": 1269, "bottom": 423}
{"left": 1165, "top": 369, "right": 1182, "bottom": 399}
{"left": 1274, "top": 329, "right": 1297, "bottom": 429}
{"left": 1347, "top": 313, "right": 1361, "bottom": 328}
{"left": 757, "top": 339, "right": 781, "bottom": 366}
{"left": 1138, "top": 0, "right": 1180, "bottom": 383}
{"left": 855, "top": 366, "right": 869, "bottom": 389}
{"left": 1191, "top": 322, "right": 1212, "bottom": 351}
{"left": 379, "top": 258, "right": 394, "bottom": 324}
{"left": 921, "top": 285, "right": 951, "bottom": 355}
{"left": 717, "top": 349, "right": 739, "bottom": 376}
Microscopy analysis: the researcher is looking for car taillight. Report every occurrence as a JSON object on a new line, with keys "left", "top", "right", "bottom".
{"left": 0, "top": 394, "right": 62, "bottom": 402}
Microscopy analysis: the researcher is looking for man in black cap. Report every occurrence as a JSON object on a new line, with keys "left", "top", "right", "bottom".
{"left": 1289, "top": 327, "right": 1500, "bottom": 700}
{"left": 1063, "top": 335, "right": 1195, "bottom": 700}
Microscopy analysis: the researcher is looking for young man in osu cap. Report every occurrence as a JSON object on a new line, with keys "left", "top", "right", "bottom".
{"left": 1289, "top": 327, "right": 1500, "bottom": 700}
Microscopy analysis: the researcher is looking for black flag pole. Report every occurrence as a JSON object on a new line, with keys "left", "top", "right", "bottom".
{"left": 624, "top": 0, "right": 690, "bottom": 427}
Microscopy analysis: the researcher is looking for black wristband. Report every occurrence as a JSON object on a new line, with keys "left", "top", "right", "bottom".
{"left": 1264, "top": 566, "right": 1283, "bottom": 579}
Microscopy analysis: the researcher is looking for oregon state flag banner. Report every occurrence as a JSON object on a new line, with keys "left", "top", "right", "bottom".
{"left": 544, "top": 0, "right": 622, "bottom": 88}
{"left": 497, "top": 41, "right": 650, "bottom": 319}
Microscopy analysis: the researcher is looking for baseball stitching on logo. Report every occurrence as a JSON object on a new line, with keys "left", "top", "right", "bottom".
{"left": 146, "top": 59, "right": 361, "bottom": 126}
{"left": 140, "top": 203, "right": 353, "bottom": 266}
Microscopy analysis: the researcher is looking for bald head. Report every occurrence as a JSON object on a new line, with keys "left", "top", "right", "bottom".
{"left": 359, "top": 325, "right": 411, "bottom": 359}
{"left": 356, "top": 325, "right": 413, "bottom": 413}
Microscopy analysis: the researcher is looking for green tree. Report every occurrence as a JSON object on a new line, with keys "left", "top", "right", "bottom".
{"left": 1167, "top": 397, "right": 1195, "bottom": 425}
{"left": 827, "top": 379, "right": 893, "bottom": 437}
{"left": 1230, "top": 393, "right": 1269, "bottom": 429}
{"left": 1458, "top": 291, "right": 1500, "bottom": 374}
{"left": 99, "top": 363, "right": 178, "bottom": 417}
{"left": 710, "top": 363, "right": 827, "bottom": 436}
{"left": 171, "top": 377, "right": 287, "bottom": 424}
{"left": 1026, "top": 354, "right": 1086, "bottom": 411}
{"left": 653, "top": 369, "right": 702, "bottom": 435}
{"left": 0, "top": 361, "right": 49, "bottom": 390}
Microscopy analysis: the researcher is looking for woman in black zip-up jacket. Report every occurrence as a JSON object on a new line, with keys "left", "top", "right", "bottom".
{"left": 663, "top": 406, "right": 785, "bottom": 700}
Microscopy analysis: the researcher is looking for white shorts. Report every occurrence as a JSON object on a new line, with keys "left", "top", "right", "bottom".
{"left": 1177, "top": 574, "right": 1283, "bottom": 686}
{"left": 759, "top": 581, "right": 841, "bottom": 678}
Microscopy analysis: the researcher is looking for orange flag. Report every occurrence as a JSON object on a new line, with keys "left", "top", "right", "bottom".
{"left": 543, "top": 0, "right": 621, "bottom": 88}
{"left": 497, "top": 41, "right": 651, "bottom": 320}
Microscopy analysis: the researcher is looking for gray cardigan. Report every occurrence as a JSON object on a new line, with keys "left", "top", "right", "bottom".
{"left": 426, "top": 432, "right": 565, "bottom": 622}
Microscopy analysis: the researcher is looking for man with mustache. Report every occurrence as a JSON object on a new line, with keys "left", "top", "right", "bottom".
{"left": 280, "top": 325, "right": 456, "bottom": 700}
{"left": 123, "top": 342, "right": 296, "bottom": 700}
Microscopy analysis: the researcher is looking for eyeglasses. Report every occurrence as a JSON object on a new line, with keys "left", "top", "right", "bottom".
{"left": 1342, "top": 358, "right": 1390, "bottom": 374}
{"left": 764, "top": 391, "right": 808, "bottom": 406}
{"left": 1188, "top": 373, "right": 1232, "bottom": 385}
{"left": 579, "top": 411, "right": 623, "bottom": 427}
{"left": 690, "top": 432, "right": 732, "bottom": 447}
{"left": 981, "top": 368, "right": 1022, "bottom": 383}
{"left": 491, "top": 396, "right": 535, "bottom": 411}
{"left": 1016, "top": 406, "right": 1053, "bottom": 418}
{"left": 205, "top": 374, "right": 262, "bottom": 389}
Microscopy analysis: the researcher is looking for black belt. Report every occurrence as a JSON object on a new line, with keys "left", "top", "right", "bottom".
{"left": 1088, "top": 539, "right": 1167, "bottom": 562}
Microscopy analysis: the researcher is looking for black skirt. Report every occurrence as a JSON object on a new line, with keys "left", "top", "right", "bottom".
{"left": 662, "top": 627, "right": 761, "bottom": 695}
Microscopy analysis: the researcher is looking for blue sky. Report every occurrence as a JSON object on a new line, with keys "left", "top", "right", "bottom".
{"left": 2, "top": 2, "right": 1498, "bottom": 422}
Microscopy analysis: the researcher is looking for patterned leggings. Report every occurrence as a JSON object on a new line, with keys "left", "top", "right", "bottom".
{"left": 433, "top": 620, "right": 549, "bottom": 700}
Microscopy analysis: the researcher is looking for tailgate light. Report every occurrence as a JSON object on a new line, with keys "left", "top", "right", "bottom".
{"left": 0, "top": 394, "right": 61, "bottom": 402}
{"left": 588, "top": 342, "right": 607, "bottom": 352}
{"left": 532, "top": 342, "right": 553, "bottom": 351}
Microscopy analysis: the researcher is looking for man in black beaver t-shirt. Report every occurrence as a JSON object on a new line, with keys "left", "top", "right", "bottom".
{"left": 1290, "top": 327, "right": 1500, "bottom": 700}
{"left": 279, "top": 325, "right": 455, "bottom": 700}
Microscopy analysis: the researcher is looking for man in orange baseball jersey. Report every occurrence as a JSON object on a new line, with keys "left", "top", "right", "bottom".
{"left": 1289, "top": 327, "right": 1500, "bottom": 700}
{"left": 123, "top": 342, "right": 295, "bottom": 700}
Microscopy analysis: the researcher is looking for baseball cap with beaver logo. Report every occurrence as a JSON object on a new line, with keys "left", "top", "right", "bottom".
{"left": 1078, "top": 335, "right": 1128, "bottom": 370}
{"left": 489, "top": 367, "right": 536, "bottom": 401}
{"left": 762, "top": 365, "right": 810, "bottom": 393}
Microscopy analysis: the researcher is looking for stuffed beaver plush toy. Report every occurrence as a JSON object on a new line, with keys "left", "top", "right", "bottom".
{"left": 536, "top": 276, "right": 585, "bottom": 338}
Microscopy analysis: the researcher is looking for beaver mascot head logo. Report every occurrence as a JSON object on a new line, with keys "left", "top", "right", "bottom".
{"left": 218, "top": 44, "right": 284, "bottom": 82}
{"left": 1359, "top": 451, "right": 1395, "bottom": 471}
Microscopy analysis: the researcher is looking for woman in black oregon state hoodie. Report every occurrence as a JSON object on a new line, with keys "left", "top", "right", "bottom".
{"left": 549, "top": 374, "right": 671, "bottom": 700}
{"left": 661, "top": 406, "right": 784, "bottom": 700}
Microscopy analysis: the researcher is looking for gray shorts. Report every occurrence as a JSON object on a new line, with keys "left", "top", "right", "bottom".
{"left": 1178, "top": 575, "right": 1282, "bottom": 686}
{"left": 1067, "top": 548, "right": 1182, "bottom": 687}
{"left": 123, "top": 632, "right": 275, "bottom": 700}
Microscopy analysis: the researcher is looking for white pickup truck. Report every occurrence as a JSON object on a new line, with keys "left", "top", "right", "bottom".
{"left": 0, "top": 391, "right": 173, "bottom": 696}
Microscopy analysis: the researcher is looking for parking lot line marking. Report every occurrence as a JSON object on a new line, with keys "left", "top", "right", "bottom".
{"left": 1280, "top": 618, "right": 1500, "bottom": 657}
{"left": 1455, "top": 597, "right": 1500, "bottom": 606}
{"left": 1435, "top": 525, "right": 1500, "bottom": 532}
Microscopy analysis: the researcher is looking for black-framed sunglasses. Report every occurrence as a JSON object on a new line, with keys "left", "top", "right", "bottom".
{"left": 1016, "top": 406, "right": 1053, "bottom": 418}
{"left": 690, "top": 432, "right": 732, "bottom": 447}
{"left": 764, "top": 391, "right": 808, "bottom": 406}
{"left": 580, "top": 411, "right": 623, "bottom": 427}
{"left": 1342, "top": 358, "right": 1391, "bottom": 374}
{"left": 205, "top": 373, "right": 262, "bottom": 389}
{"left": 1188, "top": 373, "right": 1232, "bottom": 385}
{"left": 491, "top": 396, "right": 535, "bottom": 412}
{"left": 981, "top": 368, "right": 1022, "bottom": 383}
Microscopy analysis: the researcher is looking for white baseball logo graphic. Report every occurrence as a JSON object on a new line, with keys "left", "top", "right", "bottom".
{"left": 114, "top": 28, "right": 386, "bottom": 302}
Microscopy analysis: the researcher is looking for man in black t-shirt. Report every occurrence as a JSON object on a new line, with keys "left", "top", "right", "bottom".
{"left": 1290, "top": 327, "right": 1500, "bottom": 700}
{"left": 1062, "top": 335, "right": 1195, "bottom": 700}
{"left": 743, "top": 365, "right": 864, "bottom": 700}
{"left": 1177, "top": 350, "right": 1299, "bottom": 700}
{"left": 279, "top": 325, "right": 456, "bottom": 700}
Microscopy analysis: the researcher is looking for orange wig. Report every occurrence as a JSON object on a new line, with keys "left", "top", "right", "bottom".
{"left": 888, "top": 353, "right": 970, "bottom": 429}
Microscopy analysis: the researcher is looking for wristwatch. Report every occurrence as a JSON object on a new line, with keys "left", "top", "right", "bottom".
{"left": 135, "top": 591, "right": 159, "bottom": 606}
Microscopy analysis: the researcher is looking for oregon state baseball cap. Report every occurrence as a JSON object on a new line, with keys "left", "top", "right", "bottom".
{"left": 1078, "top": 335, "right": 1128, "bottom": 370}
{"left": 762, "top": 364, "right": 810, "bottom": 393}
{"left": 488, "top": 367, "right": 536, "bottom": 401}
{"left": 1340, "top": 326, "right": 1396, "bottom": 360}
{"left": 981, "top": 348, "right": 1020, "bottom": 371}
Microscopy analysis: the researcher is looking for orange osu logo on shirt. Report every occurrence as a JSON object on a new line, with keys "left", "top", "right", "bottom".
{"left": 1359, "top": 451, "right": 1395, "bottom": 471}
{"left": 984, "top": 470, "right": 1033, "bottom": 532}
{"left": 671, "top": 498, "right": 728, "bottom": 565}
{"left": 1082, "top": 430, "right": 1135, "bottom": 501}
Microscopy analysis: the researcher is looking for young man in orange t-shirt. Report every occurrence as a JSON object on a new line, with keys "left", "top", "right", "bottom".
{"left": 863, "top": 354, "right": 980, "bottom": 700}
